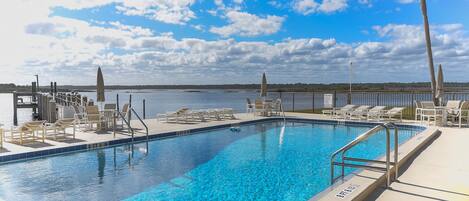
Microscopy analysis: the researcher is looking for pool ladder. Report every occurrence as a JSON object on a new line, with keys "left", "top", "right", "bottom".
{"left": 330, "top": 123, "right": 399, "bottom": 187}
{"left": 114, "top": 106, "right": 149, "bottom": 141}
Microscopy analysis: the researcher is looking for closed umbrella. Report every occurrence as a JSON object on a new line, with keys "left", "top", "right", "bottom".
{"left": 260, "top": 72, "right": 267, "bottom": 98}
{"left": 97, "top": 67, "right": 105, "bottom": 103}
{"left": 436, "top": 64, "right": 444, "bottom": 106}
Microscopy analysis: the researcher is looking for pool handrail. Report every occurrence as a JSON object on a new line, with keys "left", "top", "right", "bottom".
{"left": 330, "top": 122, "right": 399, "bottom": 187}
{"left": 114, "top": 107, "right": 149, "bottom": 141}
{"left": 129, "top": 107, "right": 149, "bottom": 140}
{"left": 115, "top": 110, "right": 135, "bottom": 140}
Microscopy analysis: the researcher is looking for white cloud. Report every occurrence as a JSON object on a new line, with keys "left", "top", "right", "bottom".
{"left": 115, "top": 0, "right": 196, "bottom": 25}
{"left": 210, "top": 11, "right": 285, "bottom": 37}
{"left": 292, "top": 0, "right": 347, "bottom": 15}
{"left": 1, "top": 1, "right": 469, "bottom": 84}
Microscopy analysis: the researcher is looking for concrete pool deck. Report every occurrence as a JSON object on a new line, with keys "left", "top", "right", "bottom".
{"left": 368, "top": 126, "right": 469, "bottom": 201}
{"left": 0, "top": 112, "right": 467, "bottom": 201}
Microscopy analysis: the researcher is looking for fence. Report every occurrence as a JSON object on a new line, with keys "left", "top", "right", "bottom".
{"left": 268, "top": 91, "right": 469, "bottom": 119}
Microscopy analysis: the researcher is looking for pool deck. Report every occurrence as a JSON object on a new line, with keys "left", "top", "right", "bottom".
{"left": 368, "top": 126, "right": 469, "bottom": 201}
{"left": 1, "top": 113, "right": 468, "bottom": 201}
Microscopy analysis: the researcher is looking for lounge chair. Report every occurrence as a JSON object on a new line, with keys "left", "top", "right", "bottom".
{"left": 103, "top": 103, "right": 117, "bottom": 127}
{"left": 43, "top": 118, "right": 76, "bottom": 140}
{"left": 186, "top": 109, "right": 207, "bottom": 122}
{"left": 381, "top": 107, "right": 405, "bottom": 121}
{"left": 271, "top": 99, "right": 282, "bottom": 116}
{"left": 414, "top": 101, "right": 422, "bottom": 121}
{"left": 448, "top": 101, "right": 469, "bottom": 128}
{"left": 419, "top": 101, "right": 436, "bottom": 123}
{"left": 366, "top": 106, "right": 386, "bottom": 121}
{"left": 446, "top": 100, "right": 461, "bottom": 116}
{"left": 329, "top": 105, "right": 357, "bottom": 119}
{"left": 254, "top": 99, "right": 266, "bottom": 116}
{"left": 347, "top": 105, "right": 372, "bottom": 120}
{"left": 365, "top": 106, "right": 387, "bottom": 121}
{"left": 157, "top": 108, "right": 189, "bottom": 123}
{"left": 84, "top": 106, "right": 102, "bottom": 129}
{"left": 115, "top": 103, "right": 130, "bottom": 129}
{"left": 219, "top": 108, "right": 236, "bottom": 119}
{"left": 246, "top": 98, "right": 254, "bottom": 113}
{"left": 73, "top": 105, "right": 86, "bottom": 128}
{"left": 5, "top": 121, "right": 45, "bottom": 144}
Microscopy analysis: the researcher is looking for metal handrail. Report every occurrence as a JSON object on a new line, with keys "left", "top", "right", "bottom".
{"left": 330, "top": 122, "right": 399, "bottom": 187}
{"left": 129, "top": 107, "right": 149, "bottom": 140}
{"left": 115, "top": 111, "right": 135, "bottom": 140}
{"left": 280, "top": 99, "right": 286, "bottom": 124}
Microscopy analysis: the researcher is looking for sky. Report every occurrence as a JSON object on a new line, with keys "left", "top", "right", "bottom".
{"left": 0, "top": 0, "right": 468, "bottom": 85}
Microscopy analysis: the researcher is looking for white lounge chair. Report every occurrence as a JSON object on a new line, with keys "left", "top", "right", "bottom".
{"left": 446, "top": 100, "right": 461, "bottom": 116}
{"left": 329, "top": 105, "right": 357, "bottom": 119}
{"left": 448, "top": 101, "right": 469, "bottom": 128}
{"left": 419, "top": 101, "right": 436, "bottom": 123}
{"left": 271, "top": 99, "right": 282, "bottom": 116}
{"left": 347, "top": 105, "right": 372, "bottom": 120}
{"left": 246, "top": 98, "right": 254, "bottom": 113}
{"left": 73, "top": 105, "right": 86, "bottom": 129}
{"left": 157, "top": 108, "right": 189, "bottom": 123}
{"left": 254, "top": 99, "right": 266, "bottom": 116}
{"left": 322, "top": 105, "right": 356, "bottom": 117}
{"left": 220, "top": 108, "right": 236, "bottom": 119}
{"left": 381, "top": 107, "right": 405, "bottom": 121}
{"left": 366, "top": 106, "right": 387, "bottom": 121}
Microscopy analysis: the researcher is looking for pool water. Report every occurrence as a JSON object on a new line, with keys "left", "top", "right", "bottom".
{"left": 0, "top": 120, "right": 422, "bottom": 201}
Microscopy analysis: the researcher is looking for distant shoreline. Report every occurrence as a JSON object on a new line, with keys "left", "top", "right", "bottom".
{"left": 1, "top": 82, "right": 469, "bottom": 93}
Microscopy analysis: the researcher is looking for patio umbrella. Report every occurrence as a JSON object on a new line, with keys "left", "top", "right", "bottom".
{"left": 260, "top": 72, "right": 267, "bottom": 98}
{"left": 96, "top": 67, "right": 105, "bottom": 103}
{"left": 436, "top": 64, "right": 444, "bottom": 106}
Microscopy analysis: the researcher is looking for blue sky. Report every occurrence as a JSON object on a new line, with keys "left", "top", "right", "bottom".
{"left": 1, "top": 0, "right": 468, "bottom": 85}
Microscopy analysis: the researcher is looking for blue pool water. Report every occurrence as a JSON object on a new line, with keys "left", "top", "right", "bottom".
{"left": 0, "top": 120, "right": 422, "bottom": 201}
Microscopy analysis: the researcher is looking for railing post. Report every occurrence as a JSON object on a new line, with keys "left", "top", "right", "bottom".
{"left": 116, "top": 94, "right": 120, "bottom": 112}
{"left": 377, "top": 93, "right": 380, "bottom": 106}
{"left": 394, "top": 127, "right": 399, "bottom": 181}
{"left": 386, "top": 127, "right": 391, "bottom": 187}
{"left": 292, "top": 93, "right": 295, "bottom": 112}
{"left": 333, "top": 91, "right": 337, "bottom": 108}
{"left": 411, "top": 91, "right": 415, "bottom": 119}
{"left": 13, "top": 91, "right": 18, "bottom": 126}
{"left": 312, "top": 91, "right": 315, "bottom": 112}
{"left": 331, "top": 157, "right": 335, "bottom": 185}
{"left": 129, "top": 94, "right": 132, "bottom": 121}
{"left": 341, "top": 154, "right": 345, "bottom": 178}
{"left": 143, "top": 99, "right": 146, "bottom": 119}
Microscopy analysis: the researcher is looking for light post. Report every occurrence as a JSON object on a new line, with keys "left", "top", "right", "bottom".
{"left": 347, "top": 62, "right": 353, "bottom": 104}
{"left": 34, "top": 74, "right": 39, "bottom": 92}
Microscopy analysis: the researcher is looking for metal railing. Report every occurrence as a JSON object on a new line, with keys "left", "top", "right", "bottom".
{"left": 115, "top": 111, "right": 135, "bottom": 139}
{"left": 330, "top": 122, "right": 399, "bottom": 187}
{"left": 129, "top": 107, "right": 149, "bottom": 140}
{"left": 280, "top": 100, "right": 286, "bottom": 124}
{"left": 272, "top": 91, "right": 469, "bottom": 118}
{"left": 114, "top": 107, "right": 149, "bottom": 141}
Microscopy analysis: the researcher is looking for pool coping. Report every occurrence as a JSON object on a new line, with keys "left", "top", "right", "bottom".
{"left": 0, "top": 117, "right": 425, "bottom": 165}
{"left": 309, "top": 123, "right": 439, "bottom": 201}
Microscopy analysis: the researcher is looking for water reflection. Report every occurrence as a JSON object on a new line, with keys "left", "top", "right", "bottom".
{"left": 255, "top": 124, "right": 267, "bottom": 159}
{"left": 97, "top": 150, "right": 106, "bottom": 184}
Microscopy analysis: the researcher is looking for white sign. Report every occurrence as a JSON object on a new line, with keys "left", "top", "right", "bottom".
{"left": 324, "top": 94, "right": 334, "bottom": 108}
{"left": 335, "top": 184, "right": 360, "bottom": 199}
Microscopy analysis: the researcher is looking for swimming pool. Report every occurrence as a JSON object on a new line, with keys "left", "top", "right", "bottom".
{"left": 0, "top": 120, "right": 423, "bottom": 201}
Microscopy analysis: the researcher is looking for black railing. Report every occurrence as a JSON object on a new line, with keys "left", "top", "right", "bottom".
{"left": 269, "top": 91, "right": 469, "bottom": 119}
